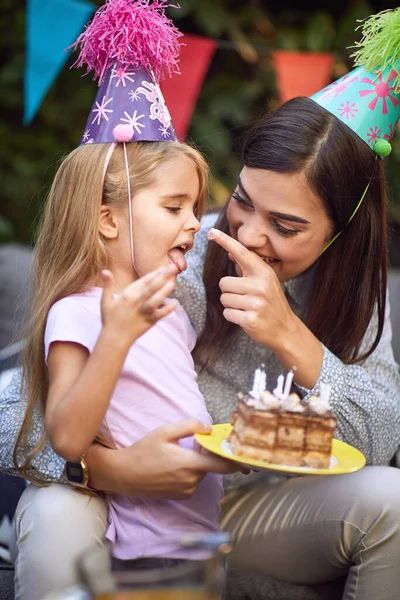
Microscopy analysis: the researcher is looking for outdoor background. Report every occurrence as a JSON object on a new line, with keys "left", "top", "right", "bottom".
{"left": 1, "top": 0, "right": 400, "bottom": 264}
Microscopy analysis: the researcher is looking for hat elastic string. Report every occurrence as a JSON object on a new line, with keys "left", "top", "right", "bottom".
{"left": 122, "top": 141, "right": 135, "bottom": 272}
{"left": 321, "top": 156, "right": 377, "bottom": 255}
{"left": 103, "top": 142, "right": 136, "bottom": 273}
{"left": 103, "top": 142, "right": 116, "bottom": 177}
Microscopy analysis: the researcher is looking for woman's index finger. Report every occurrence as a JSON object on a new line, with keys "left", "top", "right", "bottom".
{"left": 207, "top": 228, "right": 259, "bottom": 276}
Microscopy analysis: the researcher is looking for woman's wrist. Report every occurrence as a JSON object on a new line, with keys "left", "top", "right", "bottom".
{"left": 267, "top": 311, "right": 301, "bottom": 353}
{"left": 85, "top": 443, "right": 133, "bottom": 496}
{"left": 271, "top": 315, "right": 324, "bottom": 389}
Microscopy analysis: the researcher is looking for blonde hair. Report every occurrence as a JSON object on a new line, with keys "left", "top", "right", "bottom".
{"left": 14, "top": 141, "right": 209, "bottom": 483}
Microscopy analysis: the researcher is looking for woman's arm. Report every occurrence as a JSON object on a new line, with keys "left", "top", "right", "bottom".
{"left": 85, "top": 419, "right": 239, "bottom": 498}
{"left": 0, "top": 368, "right": 66, "bottom": 480}
{"left": 0, "top": 370, "right": 25, "bottom": 474}
{"left": 208, "top": 228, "right": 323, "bottom": 388}
{"left": 208, "top": 229, "right": 400, "bottom": 464}
{"left": 1, "top": 369, "right": 238, "bottom": 492}
{"left": 295, "top": 295, "right": 400, "bottom": 465}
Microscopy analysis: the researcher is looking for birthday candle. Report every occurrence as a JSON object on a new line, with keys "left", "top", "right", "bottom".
{"left": 259, "top": 370, "right": 266, "bottom": 394}
{"left": 250, "top": 365, "right": 266, "bottom": 399}
{"left": 249, "top": 368, "right": 260, "bottom": 398}
{"left": 275, "top": 374, "right": 284, "bottom": 395}
{"left": 282, "top": 370, "right": 294, "bottom": 399}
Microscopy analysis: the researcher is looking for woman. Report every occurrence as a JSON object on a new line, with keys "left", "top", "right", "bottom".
{"left": 3, "top": 94, "right": 400, "bottom": 600}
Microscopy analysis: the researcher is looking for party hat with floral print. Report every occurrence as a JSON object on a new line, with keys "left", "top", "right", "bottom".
{"left": 70, "top": 0, "right": 182, "bottom": 145}
{"left": 311, "top": 7, "right": 400, "bottom": 158}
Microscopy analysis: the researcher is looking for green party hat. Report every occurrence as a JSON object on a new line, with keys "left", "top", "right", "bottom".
{"left": 311, "top": 8, "right": 400, "bottom": 157}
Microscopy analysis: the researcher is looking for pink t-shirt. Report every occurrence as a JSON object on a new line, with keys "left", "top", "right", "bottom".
{"left": 44, "top": 287, "right": 223, "bottom": 560}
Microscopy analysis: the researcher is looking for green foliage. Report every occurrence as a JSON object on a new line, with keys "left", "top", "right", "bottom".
{"left": 1, "top": 0, "right": 400, "bottom": 259}
{"left": 0, "top": 216, "right": 14, "bottom": 243}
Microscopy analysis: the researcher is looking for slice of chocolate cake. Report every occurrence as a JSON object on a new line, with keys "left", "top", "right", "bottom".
{"left": 228, "top": 370, "right": 337, "bottom": 469}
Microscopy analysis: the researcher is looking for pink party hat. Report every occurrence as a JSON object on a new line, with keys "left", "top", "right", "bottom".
{"left": 69, "top": 0, "right": 183, "bottom": 145}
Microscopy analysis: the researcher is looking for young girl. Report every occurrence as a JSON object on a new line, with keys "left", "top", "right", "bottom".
{"left": 17, "top": 138, "right": 224, "bottom": 564}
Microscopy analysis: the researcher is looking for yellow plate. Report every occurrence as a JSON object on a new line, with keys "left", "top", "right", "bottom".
{"left": 195, "top": 423, "right": 366, "bottom": 476}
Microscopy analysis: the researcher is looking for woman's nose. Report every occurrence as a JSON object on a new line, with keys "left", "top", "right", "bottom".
{"left": 237, "top": 219, "right": 268, "bottom": 250}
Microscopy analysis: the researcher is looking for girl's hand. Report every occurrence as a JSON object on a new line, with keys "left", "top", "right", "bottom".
{"left": 100, "top": 266, "right": 178, "bottom": 348}
{"left": 208, "top": 228, "right": 299, "bottom": 351}
{"left": 87, "top": 419, "right": 241, "bottom": 499}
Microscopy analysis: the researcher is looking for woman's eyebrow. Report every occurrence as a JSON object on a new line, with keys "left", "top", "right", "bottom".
{"left": 270, "top": 211, "right": 310, "bottom": 224}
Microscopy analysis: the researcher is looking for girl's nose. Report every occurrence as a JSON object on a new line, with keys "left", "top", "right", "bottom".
{"left": 187, "top": 213, "right": 201, "bottom": 233}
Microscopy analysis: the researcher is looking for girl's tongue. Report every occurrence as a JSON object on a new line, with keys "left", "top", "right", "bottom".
{"left": 168, "top": 248, "right": 187, "bottom": 272}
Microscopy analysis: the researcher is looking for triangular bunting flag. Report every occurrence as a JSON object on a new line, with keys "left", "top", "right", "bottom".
{"left": 24, "top": 0, "right": 95, "bottom": 124}
{"left": 160, "top": 33, "right": 217, "bottom": 140}
{"left": 273, "top": 50, "right": 334, "bottom": 104}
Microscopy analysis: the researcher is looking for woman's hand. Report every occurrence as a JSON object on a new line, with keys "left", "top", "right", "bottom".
{"left": 100, "top": 266, "right": 178, "bottom": 348}
{"left": 208, "top": 228, "right": 298, "bottom": 350}
{"left": 86, "top": 419, "right": 241, "bottom": 499}
{"left": 208, "top": 228, "right": 324, "bottom": 388}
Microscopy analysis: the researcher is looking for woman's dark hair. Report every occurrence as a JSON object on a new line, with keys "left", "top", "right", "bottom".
{"left": 195, "top": 96, "right": 387, "bottom": 366}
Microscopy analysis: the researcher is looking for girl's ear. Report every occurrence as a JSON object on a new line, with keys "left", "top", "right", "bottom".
{"left": 99, "top": 205, "right": 119, "bottom": 240}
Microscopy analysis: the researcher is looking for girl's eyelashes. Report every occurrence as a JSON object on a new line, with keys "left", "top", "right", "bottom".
{"left": 166, "top": 206, "right": 182, "bottom": 213}
{"left": 273, "top": 220, "right": 299, "bottom": 236}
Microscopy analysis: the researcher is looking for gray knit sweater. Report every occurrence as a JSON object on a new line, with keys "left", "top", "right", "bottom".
{"left": 1, "top": 213, "right": 400, "bottom": 487}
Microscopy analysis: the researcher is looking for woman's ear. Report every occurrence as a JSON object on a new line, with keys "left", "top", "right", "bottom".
{"left": 99, "top": 205, "right": 119, "bottom": 240}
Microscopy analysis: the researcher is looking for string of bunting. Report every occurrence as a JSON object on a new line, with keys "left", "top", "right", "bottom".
{"left": 24, "top": 0, "right": 337, "bottom": 135}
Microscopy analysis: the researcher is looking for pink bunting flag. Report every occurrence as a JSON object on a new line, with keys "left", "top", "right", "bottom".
{"left": 160, "top": 33, "right": 217, "bottom": 140}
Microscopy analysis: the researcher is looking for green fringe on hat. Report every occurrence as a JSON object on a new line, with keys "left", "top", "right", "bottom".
{"left": 350, "top": 8, "right": 400, "bottom": 91}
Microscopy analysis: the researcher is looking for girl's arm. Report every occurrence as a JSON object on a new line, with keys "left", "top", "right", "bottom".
{"left": 46, "top": 266, "right": 178, "bottom": 461}
{"left": 46, "top": 334, "right": 128, "bottom": 461}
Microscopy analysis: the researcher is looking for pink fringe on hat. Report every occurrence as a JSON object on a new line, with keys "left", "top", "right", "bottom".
{"left": 69, "top": 0, "right": 183, "bottom": 85}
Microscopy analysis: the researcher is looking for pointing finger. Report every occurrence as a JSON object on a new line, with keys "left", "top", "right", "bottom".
{"left": 207, "top": 228, "right": 263, "bottom": 276}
